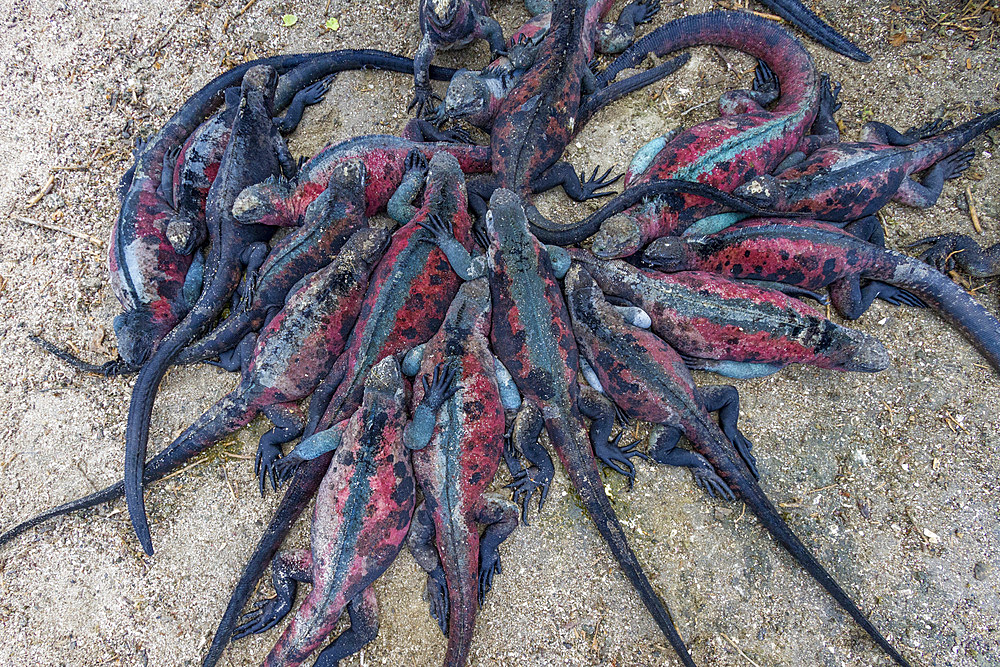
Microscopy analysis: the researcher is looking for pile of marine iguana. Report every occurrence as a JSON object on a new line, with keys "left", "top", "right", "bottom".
{"left": 7, "top": 0, "right": 1000, "bottom": 665}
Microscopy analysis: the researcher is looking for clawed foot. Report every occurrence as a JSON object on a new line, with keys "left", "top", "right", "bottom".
{"left": 274, "top": 451, "right": 306, "bottom": 487}
{"left": 818, "top": 73, "right": 842, "bottom": 115}
{"left": 939, "top": 150, "right": 975, "bottom": 180}
{"left": 479, "top": 550, "right": 502, "bottom": 604}
{"left": 579, "top": 165, "right": 623, "bottom": 200}
{"left": 426, "top": 568, "right": 449, "bottom": 635}
{"left": 693, "top": 466, "right": 735, "bottom": 501}
{"left": 903, "top": 118, "right": 951, "bottom": 143}
{"left": 408, "top": 88, "right": 442, "bottom": 119}
{"left": 752, "top": 59, "right": 778, "bottom": 96}
{"left": 507, "top": 466, "right": 552, "bottom": 525}
{"left": 909, "top": 233, "right": 966, "bottom": 272}
{"left": 873, "top": 283, "right": 925, "bottom": 308}
{"left": 595, "top": 432, "right": 649, "bottom": 489}
{"left": 255, "top": 442, "right": 282, "bottom": 496}
{"left": 405, "top": 148, "right": 429, "bottom": 178}
{"left": 634, "top": 0, "right": 661, "bottom": 24}
{"left": 417, "top": 211, "right": 454, "bottom": 245}
{"left": 299, "top": 74, "right": 335, "bottom": 105}
{"left": 421, "top": 362, "right": 458, "bottom": 410}
{"left": 730, "top": 431, "right": 758, "bottom": 479}
{"left": 233, "top": 596, "right": 292, "bottom": 640}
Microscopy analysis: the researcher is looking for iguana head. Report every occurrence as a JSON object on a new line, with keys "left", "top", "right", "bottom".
{"left": 426, "top": 0, "right": 459, "bottom": 27}
{"left": 339, "top": 226, "right": 392, "bottom": 270}
{"left": 485, "top": 188, "right": 530, "bottom": 246}
{"left": 589, "top": 213, "right": 642, "bottom": 259}
{"left": 233, "top": 174, "right": 296, "bottom": 225}
{"left": 640, "top": 236, "right": 696, "bottom": 273}
{"left": 437, "top": 69, "right": 494, "bottom": 130}
{"left": 241, "top": 65, "right": 279, "bottom": 115}
{"left": 113, "top": 306, "right": 159, "bottom": 367}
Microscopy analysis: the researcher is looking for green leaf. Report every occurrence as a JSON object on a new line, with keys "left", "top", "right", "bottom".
{"left": 281, "top": 13, "right": 297, "bottom": 27}
{"left": 325, "top": 17, "right": 339, "bottom": 31}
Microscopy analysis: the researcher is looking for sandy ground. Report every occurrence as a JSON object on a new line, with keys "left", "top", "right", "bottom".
{"left": 1, "top": 0, "right": 999, "bottom": 665}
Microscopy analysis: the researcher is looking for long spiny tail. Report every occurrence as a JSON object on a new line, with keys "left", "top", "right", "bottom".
{"left": 872, "top": 249, "right": 1000, "bottom": 374}
{"left": 29, "top": 335, "right": 137, "bottom": 376}
{"left": 596, "top": 12, "right": 816, "bottom": 102}
{"left": 548, "top": 424, "right": 697, "bottom": 667}
{"left": 0, "top": 389, "right": 257, "bottom": 549}
{"left": 529, "top": 178, "right": 810, "bottom": 245}
{"left": 201, "top": 456, "right": 330, "bottom": 667}
{"left": 755, "top": 0, "right": 870, "bottom": 62}
{"left": 691, "top": 419, "right": 912, "bottom": 667}
{"left": 907, "top": 108, "right": 1000, "bottom": 173}
{"left": 125, "top": 259, "right": 252, "bottom": 555}
{"left": 442, "top": 541, "right": 480, "bottom": 667}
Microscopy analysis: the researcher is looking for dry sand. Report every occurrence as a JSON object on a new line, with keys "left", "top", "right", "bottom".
{"left": 0, "top": 0, "right": 998, "bottom": 664}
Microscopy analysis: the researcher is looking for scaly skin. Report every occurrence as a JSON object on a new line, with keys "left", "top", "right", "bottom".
{"left": 480, "top": 188, "right": 698, "bottom": 667}
{"left": 733, "top": 110, "right": 1000, "bottom": 220}
{"left": 569, "top": 249, "right": 889, "bottom": 375}
{"left": 538, "top": 11, "right": 828, "bottom": 256}
{"left": 406, "top": 279, "right": 518, "bottom": 667}
{"left": 233, "top": 130, "right": 490, "bottom": 229}
{"left": 489, "top": 0, "right": 628, "bottom": 229}
{"left": 411, "top": 0, "right": 506, "bottom": 117}
{"left": 434, "top": 0, "right": 664, "bottom": 131}
{"left": 563, "top": 264, "right": 912, "bottom": 667}
{"left": 176, "top": 160, "right": 368, "bottom": 366}
{"left": 125, "top": 65, "right": 297, "bottom": 555}
{"left": 235, "top": 357, "right": 417, "bottom": 667}
{"left": 910, "top": 233, "right": 1000, "bottom": 278}
{"left": 198, "top": 151, "right": 477, "bottom": 667}
{"left": 103, "top": 50, "right": 457, "bottom": 374}
{"left": 166, "top": 76, "right": 333, "bottom": 257}
{"left": 0, "top": 227, "right": 389, "bottom": 550}
{"left": 643, "top": 218, "right": 1000, "bottom": 373}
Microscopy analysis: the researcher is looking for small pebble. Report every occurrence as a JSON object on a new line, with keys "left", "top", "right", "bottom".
{"left": 974, "top": 561, "right": 990, "bottom": 581}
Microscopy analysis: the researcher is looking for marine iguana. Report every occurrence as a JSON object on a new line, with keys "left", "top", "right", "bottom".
{"left": 419, "top": 185, "right": 699, "bottom": 666}
{"left": 563, "top": 263, "right": 912, "bottom": 667}
{"left": 642, "top": 217, "right": 1000, "bottom": 373}
{"left": 0, "top": 226, "right": 389, "bottom": 549}
{"left": 198, "top": 151, "right": 478, "bottom": 667}
{"left": 231, "top": 356, "right": 434, "bottom": 667}
{"left": 411, "top": 0, "right": 507, "bottom": 117}
{"left": 43, "top": 50, "right": 459, "bottom": 377}
{"left": 175, "top": 160, "right": 369, "bottom": 368}
{"left": 569, "top": 249, "right": 890, "bottom": 378}
{"left": 731, "top": 111, "right": 1000, "bottom": 220}
{"left": 405, "top": 279, "right": 519, "bottom": 666}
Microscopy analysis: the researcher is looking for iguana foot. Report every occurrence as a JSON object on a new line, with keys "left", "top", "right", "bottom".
{"left": 298, "top": 75, "right": 334, "bottom": 106}
{"left": 903, "top": 118, "right": 951, "bottom": 143}
{"left": 255, "top": 442, "right": 282, "bottom": 496}
{"left": 595, "top": 432, "right": 648, "bottom": 489}
{"left": 730, "top": 430, "right": 758, "bottom": 479}
{"left": 818, "top": 73, "right": 842, "bottom": 115}
{"left": 692, "top": 465, "right": 735, "bottom": 501}
{"left": 871, "top": 282, "right": 925, "bottom": 308}
{"left": 507, "top": 466, "right": 552, "bottom": 524}
{"left": 478, "top": 549, "right": 502, "bottom": 604}
{"left": 233, "top": 595, "right": 293, "bottom": 639}
{"left": 578, "top": 165, "right": 623, "bottom": 200}
{"left": 417, "top": 211, "right": 454, "bottom": 245}
{"left": 425, "top": 567, "right": 449, "bottom": 634}
{"left": 939, "top": 150, "right": 975, "bottom": 180}
{"left": 910, "top": 233, "right": 965, "bottom": 272}
{"left": 408, "top": 87, "right": 442, "bottom": 119}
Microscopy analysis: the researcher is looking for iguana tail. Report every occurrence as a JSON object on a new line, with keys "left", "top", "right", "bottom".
{"left": 871, "top": 249, "right": 1000, "bottom": 374}
{"left": 201, "top": 456, "right": 331, "bottom": 667}
{"left": 907, "top": 108, "right": 1000, "bottom": 173}
{"left": 689, "top": 417, "right": 912, "bottom": 667}
{"left": 0, "top": 388, "right": 256, "bottom": 549}
{"left": 547, "top": 422, "right": 697, "bottom": 667}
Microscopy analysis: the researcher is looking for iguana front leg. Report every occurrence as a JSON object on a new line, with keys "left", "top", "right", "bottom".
{"left": 410, "top": 34, "right": 441, "bottom": 118}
